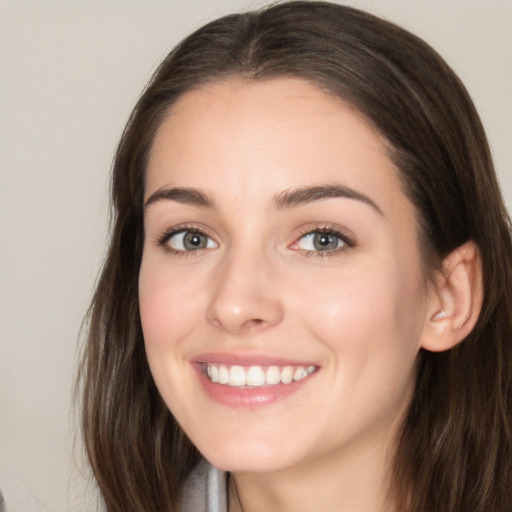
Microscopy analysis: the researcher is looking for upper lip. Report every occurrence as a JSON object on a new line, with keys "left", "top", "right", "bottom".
{"left": 190, "top": 352, "right": 319, "bottom": 367}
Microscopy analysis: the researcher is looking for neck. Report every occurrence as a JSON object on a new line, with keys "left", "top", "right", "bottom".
{"left": 228, "top": 431, "right": 398, "bottom": 512}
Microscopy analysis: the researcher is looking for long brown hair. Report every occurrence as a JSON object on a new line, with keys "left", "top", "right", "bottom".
{"left": 78, "top": 2, "right": 512, "bottom": 510}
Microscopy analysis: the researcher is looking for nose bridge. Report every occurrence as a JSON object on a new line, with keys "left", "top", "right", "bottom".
{"left": 206, "top": 241, "right": 284, "bottom": 334}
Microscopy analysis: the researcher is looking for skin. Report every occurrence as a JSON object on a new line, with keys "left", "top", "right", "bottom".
{"left": 139, "top": 78, "right": 438, "bottom": 512}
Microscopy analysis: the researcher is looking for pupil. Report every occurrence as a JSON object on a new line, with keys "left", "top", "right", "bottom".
{"left": 184, "top": 232, "right": 206, "bottom": 249}
{"left": 313, "top": 233, "right": 337, "bottom": 251}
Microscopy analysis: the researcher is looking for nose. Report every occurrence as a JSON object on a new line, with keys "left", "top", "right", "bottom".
{"left": 206, "top": 249, "right": 284, "bottom": 335}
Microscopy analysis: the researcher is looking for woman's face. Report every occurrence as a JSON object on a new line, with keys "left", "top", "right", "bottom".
{"left": 139, "top": 78, "right": 432, "bottom": 474}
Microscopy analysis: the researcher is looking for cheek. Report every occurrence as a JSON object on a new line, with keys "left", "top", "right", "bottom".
{"left": 294, "top": 257, "right": 425, "bottom": 366}
{"left": 301, "top": 260, "right": 425, "bottom": 424}
{"left": 138, "top": 256, "right": 210, "bottom": 421}
{"left": 138, "top": 255, "right": 205, "bottom": 352}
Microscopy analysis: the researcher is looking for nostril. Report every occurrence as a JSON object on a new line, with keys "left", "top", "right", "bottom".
{"left": 206, "top": 284, "right": 284, "bottom": 333}
{"left": 239, "top": 317, "right": 266, "bottom": 332}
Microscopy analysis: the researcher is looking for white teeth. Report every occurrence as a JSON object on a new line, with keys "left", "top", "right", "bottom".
{"left": 293, "top": 367, "right": 308, "bottom": 381}
{"left": 218, "top": 365, "right": 229, "bottom": 384}
{"left": 229, "top": 365, "right": 246, "bottom": 387}
{"left": 281, "top": 366, "right": 294, "bottom": 384}
{"left": 204, "top": 363, "right": 315, "bottom": 387}
{"left": 266, "top": 366, "right": 281, "bottom": 385}
{"left": 246, "top": 366, "right": 266, "bottom": 387}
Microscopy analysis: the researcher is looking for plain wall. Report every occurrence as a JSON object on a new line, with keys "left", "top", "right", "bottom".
{"left": 1, "top": 1, "right": 511, "bottom": 510}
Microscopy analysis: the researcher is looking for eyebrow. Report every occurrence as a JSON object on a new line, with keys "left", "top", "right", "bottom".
{"left": 144, "top": 184, "right": 383, "bottom": 216}
{"left": 274, "top": 184, "right": 384, "bottom": 216}
{"left": 144, "top": 187, "right": 215, "bottom": 210}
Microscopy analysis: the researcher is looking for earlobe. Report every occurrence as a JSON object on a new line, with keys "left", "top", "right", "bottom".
{"left": 421, "top": 241, "right": 483, "bottom": 352}
{"left": 431, "top": 310, "right": 448, "bottom": 321}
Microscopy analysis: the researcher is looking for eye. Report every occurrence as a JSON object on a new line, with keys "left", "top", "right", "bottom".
{"left": 292, "top": 228, "right": 354, "bottom": 254}
{"left": 163, "top": 229, "right": 218, "bottom": 252}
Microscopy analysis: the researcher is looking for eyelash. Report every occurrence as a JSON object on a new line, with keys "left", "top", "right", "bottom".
{"left": 156, "top": 225, "right": 216, "bottom": 257}
{"left": 155, "top": 224, "right": 356, "bottom": 258}
{"left": 292, "top": 225, "right": 356, "bottom": 258}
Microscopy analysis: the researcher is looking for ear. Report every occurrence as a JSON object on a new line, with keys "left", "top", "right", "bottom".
{"left": 420, "top": 241, "right": 483, "bottom": 352}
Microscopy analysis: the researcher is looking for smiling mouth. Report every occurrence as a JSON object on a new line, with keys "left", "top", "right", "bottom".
{"left": 203, "top": 363, "right": 317, "bottom": 388}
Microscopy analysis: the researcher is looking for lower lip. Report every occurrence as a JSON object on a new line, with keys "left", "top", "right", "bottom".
{"left": 194, "top": 366, "right": 316, "bottom": 409}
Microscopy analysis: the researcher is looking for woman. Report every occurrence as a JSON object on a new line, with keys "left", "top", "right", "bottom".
{"left": 79, "top": 2, "right": 512, "bottom": 511}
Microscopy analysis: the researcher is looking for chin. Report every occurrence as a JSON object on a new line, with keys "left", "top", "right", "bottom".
{"left": 198, "top": 437, "right": 300, "bottom": 474}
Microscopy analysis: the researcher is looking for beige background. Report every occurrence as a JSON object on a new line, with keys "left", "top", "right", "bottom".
{"left": 1, "top": 1, "right": 511, "bottom": 510}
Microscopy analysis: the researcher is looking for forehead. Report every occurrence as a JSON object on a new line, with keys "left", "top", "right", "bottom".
{"left": 145, "top": 77, "right": 407, "bottom": 217}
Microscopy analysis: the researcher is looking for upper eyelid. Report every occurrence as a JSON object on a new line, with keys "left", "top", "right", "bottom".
{"left": 289, "top": 229, "right": 356, "bottom": 259}
{"left": 156, "top": 227, "right": 219, "bottom": 255}
{"left": 153, "top": 223, "right": 355, "bottom": 249}
{"left": 156, "top": 224, "right": 216, "bottom": 240}
{"left": 294, "top": 225, "right": 356, "bottom": 244}
{"left": 154, "top": 227, "right": 215, "bottom": 252}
